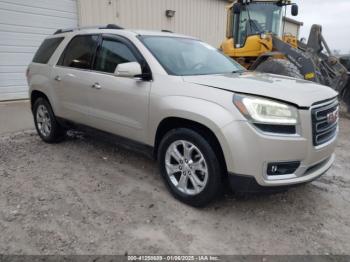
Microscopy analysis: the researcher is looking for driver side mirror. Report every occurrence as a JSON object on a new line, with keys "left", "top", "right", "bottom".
{"left": 233, "top": 3, "right": 241, "bottom": 14}
{"left": 114, "top": 62, "right": 142, "bottom": 78}
{"left": 291, "top": 4, "right": 298, "bottom": 16}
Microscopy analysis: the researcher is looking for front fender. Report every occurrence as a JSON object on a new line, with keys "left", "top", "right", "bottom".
{"left": 149, "top": 96, "right": 237, "bottom": 168}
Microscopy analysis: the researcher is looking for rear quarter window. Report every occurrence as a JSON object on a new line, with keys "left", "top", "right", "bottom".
{"left": 32, "top": 37, "right": 64, "bottom": 64}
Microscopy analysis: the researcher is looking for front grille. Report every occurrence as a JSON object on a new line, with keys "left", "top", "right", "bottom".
{"left": 311, "top": 99, "right": 339, "bottom": 146}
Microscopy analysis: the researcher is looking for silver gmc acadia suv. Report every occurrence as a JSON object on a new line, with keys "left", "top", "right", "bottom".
{"left": 27, "top": 25, "right": 339, "bottom": 206}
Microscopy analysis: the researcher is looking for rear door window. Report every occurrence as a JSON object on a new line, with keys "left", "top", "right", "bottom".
{"left": 33, "top": 37, "right": 64, "bottom": 64}
{"left": 59, "top": 35, "right": 99, "bottom": 69}
{"left": 94, "top": 39, "right": 137, "bottom": 73}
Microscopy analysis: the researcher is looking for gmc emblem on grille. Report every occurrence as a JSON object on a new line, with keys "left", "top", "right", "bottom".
{"left": 327, "top": 110, "right": 338, "bottom": 124}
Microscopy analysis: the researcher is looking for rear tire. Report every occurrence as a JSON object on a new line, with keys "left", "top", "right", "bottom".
{"left": 33, "top": 97, "right": 65, "bottom": 143}
{"left": 158, "top": 128, "right": 223, "bottom": 207}
{"left": 256, "top": 58, "right": 303, "bottom": 79}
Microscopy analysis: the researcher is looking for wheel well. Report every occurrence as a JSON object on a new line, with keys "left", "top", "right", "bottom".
{"left": 154, "top": 117, "right": 227, "bottom": 172}
{"left": 30, "top": 91, "right": 49, "bottom": 110}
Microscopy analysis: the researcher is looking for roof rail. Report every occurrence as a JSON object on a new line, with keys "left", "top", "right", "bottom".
{"left": 104, "top": 24, "right": 123, "bottom": 30}
{"left": 161, "top": 29, "right": 173, "bottom": 33}
{"left": 53, "top": 24, "right": 124, "bottom": 35}
{"left": 54, "top": 28, "right": 74, "bottom": 35}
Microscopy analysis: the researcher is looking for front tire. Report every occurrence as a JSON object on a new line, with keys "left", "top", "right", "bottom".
{"left": 158, "top": 128, "right": 223, "bottom": 207}
{"left": 256, "top": 58, "right": 303, "bottom": 79}
{"left": 33, "top": 97, "right": 65, "bottom": 143}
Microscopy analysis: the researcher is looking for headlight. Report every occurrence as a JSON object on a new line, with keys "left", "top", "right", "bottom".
{"left": 233, "top": 94, "right": 299, "bottom": 125}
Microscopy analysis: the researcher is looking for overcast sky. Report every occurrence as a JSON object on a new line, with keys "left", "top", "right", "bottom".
{"left": 287, "top": 0, "right": 350, "bottom": 54}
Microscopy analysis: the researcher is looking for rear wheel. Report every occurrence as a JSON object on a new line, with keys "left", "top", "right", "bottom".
{"left": 158, "top": 128, "right": 223, "bottom": 207}
{"left": 33, "top": 97, "right": 65, "bottom": 143}
{"left": 256, "top": 58, "right": 303, "bottom": 79}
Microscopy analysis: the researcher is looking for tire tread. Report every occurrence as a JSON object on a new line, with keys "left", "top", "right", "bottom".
{"left": 256, "top": 58, "right": 303, "bottom": 79}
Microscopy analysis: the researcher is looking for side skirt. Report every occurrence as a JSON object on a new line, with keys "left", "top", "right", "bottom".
{"left": 56, "top": 117, "right": 155, "bottom": 160}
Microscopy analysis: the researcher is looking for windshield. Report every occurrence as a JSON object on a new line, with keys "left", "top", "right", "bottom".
{"left": 236, "top": 3, "right": 283, "bottom": 46}
{"left": 140, "top": 36, "right": 244, "bottom": 76}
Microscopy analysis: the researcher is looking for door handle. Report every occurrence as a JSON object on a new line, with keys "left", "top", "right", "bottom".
{"left": 92, "top": 83, "right": 102, "bottom": 89}
{"left": 54, "top": 75, "right": 61, "bottom": 81}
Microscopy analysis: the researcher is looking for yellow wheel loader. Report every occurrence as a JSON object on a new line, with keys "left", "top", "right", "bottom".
{"left": 221, "top": 0, "right": 349, "bottom": 108}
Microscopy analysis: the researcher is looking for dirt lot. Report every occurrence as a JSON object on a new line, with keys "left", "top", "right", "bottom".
{"left": 0, "top": 117, "right": 349, "bottom": 255}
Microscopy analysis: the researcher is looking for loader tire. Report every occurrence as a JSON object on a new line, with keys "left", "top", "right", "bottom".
{"left": 256, "top": 58, "right": 303, "bottom": 79}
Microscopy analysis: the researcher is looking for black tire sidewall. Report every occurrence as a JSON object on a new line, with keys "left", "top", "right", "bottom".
{"left": 33, "top": 98, "right": 63, "bottom": 143}
{"left": 256, "top": 58, "right": 303, "bottom": 79}
{"left": 158, "top": 128, "right": 222, "bottom": 207}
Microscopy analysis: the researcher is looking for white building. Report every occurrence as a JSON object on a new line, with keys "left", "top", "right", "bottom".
{"left": 79, "top": 0, "right": 228, "bottom": 47}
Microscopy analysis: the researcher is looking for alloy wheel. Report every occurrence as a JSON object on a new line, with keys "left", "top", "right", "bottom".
{"left": 36, "top": 104, "right": 52, "bottom": 137}
{"left": 165, "top": 140, "right": 209, "bottom": 195}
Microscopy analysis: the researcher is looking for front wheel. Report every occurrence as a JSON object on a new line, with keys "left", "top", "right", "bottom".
{"left": 158, "top": 128, "right": 223, "bottom": 207}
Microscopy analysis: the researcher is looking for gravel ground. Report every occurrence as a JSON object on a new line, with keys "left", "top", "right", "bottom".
{"left": 0, "top": 118, "right": 349, "bottom": 255}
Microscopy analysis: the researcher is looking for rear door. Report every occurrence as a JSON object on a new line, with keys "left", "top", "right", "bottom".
{"left": 87, "top": 34, "right": 152, "bottom": 143}
{"left": 51, "top": 34, "right": 99, "bottom": 124}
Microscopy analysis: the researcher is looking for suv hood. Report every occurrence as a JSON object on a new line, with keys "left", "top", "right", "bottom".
{"left": 183, "top": 72, "right": 338, "bottom": 108}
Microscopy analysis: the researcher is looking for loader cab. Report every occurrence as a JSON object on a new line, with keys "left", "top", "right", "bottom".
{"left": 227, "top": 1, "right": 297, "bottom": 48}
